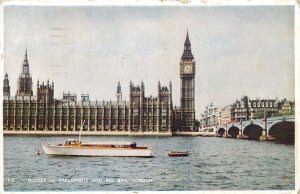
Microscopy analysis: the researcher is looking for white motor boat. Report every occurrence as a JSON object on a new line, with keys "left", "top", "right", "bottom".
{"left": 42, "top": 140, "right": 153, "bottom": 157}
{"left": 42, "top": 120, "right": 153, "bottom": 157}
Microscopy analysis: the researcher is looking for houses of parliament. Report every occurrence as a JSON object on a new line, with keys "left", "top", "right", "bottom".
{"left": 3, "top": 33, "right": 196, "bottom": 134}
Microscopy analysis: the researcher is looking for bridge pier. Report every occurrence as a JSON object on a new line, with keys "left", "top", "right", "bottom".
{"left": 237, "top": 129, "right": 243, "bottom": 139}
{"left": 260, "top": 117, "right": 268, "bottom": 141}
{"left": 222, "top": 134, "right": 228, "bottom": 138}
{"left": 222, "top": 130, "right": 228, "bottom": 138}
{"left": 260, "top": 136, "right": 267, "bottom": 141}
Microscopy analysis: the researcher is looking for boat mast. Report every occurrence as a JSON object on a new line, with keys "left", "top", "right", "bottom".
{"left": 79, "top": 120, "right": 85, "bottom": 143}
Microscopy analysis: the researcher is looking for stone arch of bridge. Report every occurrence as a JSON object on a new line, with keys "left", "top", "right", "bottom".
{"left": 243, "top": 124, "right": 263, "bottom": 140}
{"left": 268, "top": 121, "right": 295, "bottom": 144}
{"left": 217, "top": 128, "right": 226, "bottom": 136}
{"left": 228, "top": 126, "right": 240, "bottom": 138}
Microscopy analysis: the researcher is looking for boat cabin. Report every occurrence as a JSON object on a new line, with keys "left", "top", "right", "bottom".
{"left": 64, "top": 139, "right": 80, "bottom": 146}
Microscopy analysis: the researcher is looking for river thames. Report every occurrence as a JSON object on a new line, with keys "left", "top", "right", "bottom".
{"left": 4, "top": 135, "right": 294, "bottom": 191}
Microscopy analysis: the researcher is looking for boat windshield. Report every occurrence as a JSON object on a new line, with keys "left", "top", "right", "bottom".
{"left": 65, "top": 140, "right": 80, "bottom": 146}
{"left": 131, "top": 142, "right": 137, "bottom": 148}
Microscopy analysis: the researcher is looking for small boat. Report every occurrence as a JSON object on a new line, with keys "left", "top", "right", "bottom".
{"left": 168, "top": 151, "right": 189, "bottom": 157}
{"left": 42, "top": 120, "right": 153, "bottom": 157}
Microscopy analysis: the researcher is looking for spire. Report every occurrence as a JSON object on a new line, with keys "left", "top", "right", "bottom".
{"left": 181, "top": 30, "right": 194, "bottom": 60}
{"left": 116, "top": 81, "right": 122, "bottom": 103}
{"left": 4, "top": 73, "right": 9, "bottom": 82}
{"left": 117, "top": 81, "right": 121, "bottom": 93}
{"left": 184, "top": 30, "right": 191, "bottom": 48}
{"left": 22, "top": 48, "right": 30, "bottom": 74}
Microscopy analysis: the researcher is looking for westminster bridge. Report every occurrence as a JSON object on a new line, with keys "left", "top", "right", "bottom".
{"left": 216, "top": 115, "right": 295, "bottom": 144}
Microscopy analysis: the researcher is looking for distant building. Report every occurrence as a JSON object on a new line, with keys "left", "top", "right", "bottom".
{"left": 278, "top": 99, "right": 294, "bottom": 113}
{"left": 3, "top": 52, "right": 172, "bottom": 132}
{"left": 220, "top": 105, "right": 234, "bottom": 126}
{"left": 231, "top": 96, "right": 279, "bottom": 121}
{"left": 232, "top": 96, "right": 249, "bottom": 122}
{"left": 206, "top": 96, "right": 290, "bottom": 128}
{"left": 3, "top": 32, "right": 197, "bottom": 133}
{"left": 248, "top": 98, "right": 279, "bottom": 119}
{"left": 200, "top": 103, "right": 221, "bottom": 128}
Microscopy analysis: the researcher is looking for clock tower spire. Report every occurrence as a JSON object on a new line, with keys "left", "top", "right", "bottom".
{"left": 179, "top": 30, "right": 196, "bottom": 131}
{"left": 181, "top": 30, "right": 194, "bottom": 60}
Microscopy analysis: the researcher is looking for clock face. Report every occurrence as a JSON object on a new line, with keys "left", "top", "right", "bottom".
{"left": 184, "top": 64, "right": 192, "bottom": 73}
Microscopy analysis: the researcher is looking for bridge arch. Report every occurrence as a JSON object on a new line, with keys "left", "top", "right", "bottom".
{"left": 217, "top": 128, "right": 226, "bottom": 136}
{"left": 268, "top": 121, "right": 294, "bottom": 144}
{"left": 243, "top": 124, "right": 263, "bottom": 140}
{"left": 228, "top": 126, "right": 239, "bottom": 138}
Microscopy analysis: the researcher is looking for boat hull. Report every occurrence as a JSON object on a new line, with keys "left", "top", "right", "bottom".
{"left": 42, "top": 144, "right": 153, "bottom": 157}
{"left": 168, "top": 152, "right": 189, "bottom": 157}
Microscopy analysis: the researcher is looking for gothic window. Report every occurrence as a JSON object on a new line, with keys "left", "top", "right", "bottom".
{"left": 83, "top": 109, "right": 88, "bottom": 115}
{"left": 106, "top": 110, "right": 111, "bottom": 117}
{"left": 269, "top": 102, "right": 272, "bottom": 107}
{"left": 162, "top": 109, "right": 167, "bottom": 116}
{"left": 61, "top": 108, "right": 66, "bottom": 115}
{"left": 112, "top": 110, "right": 117, "bottom": 117}
{"left": 262, "top": 102, "right": 264, "bottom": 107}
{"left": 253, "top": 103, "right": 256, "bottom": 107}
{"left": 162, "top": 118, "right": 167, "bottom": 126}
{"left": 266, "top": 102, "right": 268, "bottom": 107}
{"left": 90, "top": 109, "right": 95, "bottom": 115}
{"left": 38, "top": 109, "right": 44, "bottom": 115}
{"left": 257, "top": 102, "right": 260, "bottom": 107}
{"left": 133, "top": 109, "right": 139, "bottom": 116}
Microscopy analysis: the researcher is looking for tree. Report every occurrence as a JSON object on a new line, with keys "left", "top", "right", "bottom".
{"left": 195, "top": 119, "right": 200, "bottom": 128}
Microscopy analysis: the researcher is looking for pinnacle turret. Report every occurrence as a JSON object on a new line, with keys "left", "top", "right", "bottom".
{"left": 3, "top": 72, "right": 10, "bottom": 97}
{"left": 117, "top": 81, "right": 121, "bottom": 93}
{"left": 116, "top": 81, "right": 122, "bottom": 103}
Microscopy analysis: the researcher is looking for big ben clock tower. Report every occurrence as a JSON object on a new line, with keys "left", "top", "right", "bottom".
{"left": 180, "top": 31, "right": 196, "bottom": 131}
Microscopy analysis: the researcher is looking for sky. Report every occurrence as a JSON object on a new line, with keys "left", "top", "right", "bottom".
{"left": 3, "top": 5, "right": 295, "bottom": 118}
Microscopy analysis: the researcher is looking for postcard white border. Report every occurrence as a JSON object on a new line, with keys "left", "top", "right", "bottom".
{"left": 0, "top": 0, "right": 299, "bottom": 194}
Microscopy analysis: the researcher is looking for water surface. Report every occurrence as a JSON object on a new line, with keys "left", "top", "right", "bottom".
{"left": 4, "top": 136, "right": 295, "bottom": 191}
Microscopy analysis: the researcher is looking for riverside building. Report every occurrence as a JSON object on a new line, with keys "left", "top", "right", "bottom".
{"left": 3, "top": 33, "right": 197, "bottom": 134}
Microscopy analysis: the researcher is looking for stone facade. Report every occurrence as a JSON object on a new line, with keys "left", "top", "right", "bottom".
{"left": 248, "top": 98, "right": 279, "bottom": 119}
{"left": 220, "top": 105, "right": 233, "bottom": 126}
{"left": 3, "top": 33, "right": 197, "bottom": 133}
{"left": 3, "top": 80, "right": 173, "bottom": 133}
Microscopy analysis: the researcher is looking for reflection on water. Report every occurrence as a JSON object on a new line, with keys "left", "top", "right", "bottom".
{"left": 4, "top": 136, "right": 294, "bottom": 191}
